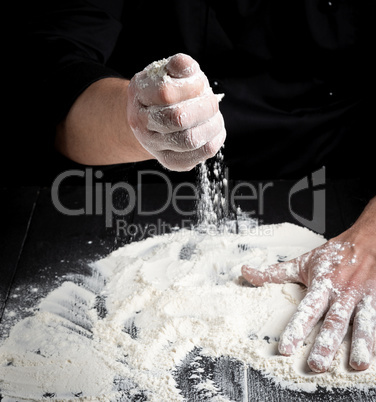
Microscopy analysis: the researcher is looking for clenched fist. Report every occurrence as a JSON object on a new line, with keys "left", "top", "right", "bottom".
{"left": 127, "top": 53, "right": 226, "bottom": 171}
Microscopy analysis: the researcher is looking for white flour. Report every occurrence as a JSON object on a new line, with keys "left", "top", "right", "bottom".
{"left": 1, "top": 223, "right": 375, "bottom": 401}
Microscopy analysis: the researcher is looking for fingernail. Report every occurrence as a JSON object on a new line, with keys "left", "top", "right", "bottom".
{"left": 350, "top": 338, "right": 371, "bottom": 369}
{"left": 278, "top": 340, "right": 294, "bottom": 355}
{"left": 307, "top": 353, "right": 331, "bottom": 373}
{"left": 279, "top": 336, "right": 304, "bottom": 356}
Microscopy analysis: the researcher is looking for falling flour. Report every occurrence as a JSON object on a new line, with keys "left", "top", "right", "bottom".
{"left": 0, "top": 223, "right": 375, "bottom": 401}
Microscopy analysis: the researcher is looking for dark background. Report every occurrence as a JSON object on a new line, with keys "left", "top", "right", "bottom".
{"left": 1, "top": 4, "right": 375, "bottom": 398}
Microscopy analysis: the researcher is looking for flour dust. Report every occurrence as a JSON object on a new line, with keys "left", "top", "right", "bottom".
{"left": 0, "top": 223, "right": 375, "bottom": 401}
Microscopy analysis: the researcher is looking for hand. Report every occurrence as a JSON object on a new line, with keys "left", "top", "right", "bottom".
{"left": 241, "top": 197, "right": 376, "bottom": 373}
{"left": 127, "top": 53, "right": 226, "bottom": 171}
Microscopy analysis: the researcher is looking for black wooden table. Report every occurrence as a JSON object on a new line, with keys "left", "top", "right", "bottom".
{"left": 1, "top": 173, "right": 375, "bottom": 401}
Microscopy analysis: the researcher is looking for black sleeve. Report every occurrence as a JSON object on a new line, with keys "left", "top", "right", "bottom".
{"left": 27, "top": 0, "right": 125, "bottom": 125}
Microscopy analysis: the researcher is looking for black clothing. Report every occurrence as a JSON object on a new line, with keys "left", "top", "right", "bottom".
{"left": 18, "top": 0, "right": 376, "bottom": 182}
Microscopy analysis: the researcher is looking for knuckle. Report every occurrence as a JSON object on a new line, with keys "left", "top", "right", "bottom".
{"left": 170, "top": 106, "right": 185, "bottom": 128}
{"left": 164, "top": 133, "right": 180, "bottom": 149}
{"left": 203, "top": 141, "right": 218, "bottom": 158}
{"left": 158, "top": 106, "right": 186, "bottom": 129}
{"left": 202, "top": 130, "right": 225, "bottom": 158}
{"left": 181, "top": 128, "right": 196, "bottom": 150}
{"left": 329, "top": 303, "right": 351, "bottom": 323}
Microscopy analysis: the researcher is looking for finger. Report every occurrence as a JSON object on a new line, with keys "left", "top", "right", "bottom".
{"left": 241, "top": 258, "right": 303, "bottom": 287}
{"left": 146, "top": 112, "right": 225, "bottom": 152}
{"left": 134, "top": 68, "right": 207, "bottom": 107}
{"left": 350, "top": 295, "right": 376, "bottom": 370}
{"left": 147, "top": 93, "right": 219, "bottom": 134}
{"left": 307, "top": 294, "right": 357, "bottom": 373}
{"left": 278, "top": 285, "right": 330, "bottom": 355}
{"left": 165, "top": 53, "right": 199, "bottom": 78}
{"left": 157, "top": 128, "right": 226, "bottom": 171}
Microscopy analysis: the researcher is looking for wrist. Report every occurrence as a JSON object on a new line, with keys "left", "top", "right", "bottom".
{"left": 338, "top": 197, "right": 376, "bottom": 256}
{"left": 351, "top": 196, "right": 376, "bottom": 237}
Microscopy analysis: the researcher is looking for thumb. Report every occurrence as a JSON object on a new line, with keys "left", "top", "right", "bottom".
{"left": 165, "top": 53, "right": 199, "bottom": 78}
{"left": 241, "top": 258, "right": 303, "bottom": 287}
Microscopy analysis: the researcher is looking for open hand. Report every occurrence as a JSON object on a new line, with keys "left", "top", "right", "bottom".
{"left": 242, "top": 198, "right": 376, "bottom": 373}
{"left": 127, "top": 53, "right": 226, "bottom": 171}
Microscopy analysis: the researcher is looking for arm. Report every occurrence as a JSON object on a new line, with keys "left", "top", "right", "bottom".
{"left": 56, "top": 54, "right": 226, "bottom": 170}
{"left": 242, "top": 196, "right": 376, "bottom": 372}
{"left": 30, "top": 4, "right": 225, "bottom": 169}
{"left": 55, "top": 78, "right": 152, "bottom": 165}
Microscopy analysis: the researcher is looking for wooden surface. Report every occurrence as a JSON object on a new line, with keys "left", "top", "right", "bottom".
{"left": 1, "top": 177, "right": 375, "bottom": 401}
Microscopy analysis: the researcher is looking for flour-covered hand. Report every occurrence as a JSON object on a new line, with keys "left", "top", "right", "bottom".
{"left": 127, "top": 53, "right": 226, "bottom": 171}
{"left": 241, "top": 197, "right": 376, "bottom": 373}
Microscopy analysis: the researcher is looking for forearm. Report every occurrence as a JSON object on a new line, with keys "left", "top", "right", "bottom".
{"left": 55, "top": 77, "right": 153, "bottom": 165}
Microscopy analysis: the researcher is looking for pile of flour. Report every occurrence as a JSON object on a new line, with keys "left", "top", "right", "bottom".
{"left": 0, "top": 222, "right": 375, "bottom": 401}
